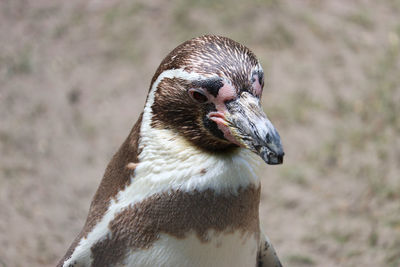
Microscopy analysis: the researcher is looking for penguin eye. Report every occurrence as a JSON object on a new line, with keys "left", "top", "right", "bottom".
{"left": 188, "top": 89, "right": 209, "bottom": 104}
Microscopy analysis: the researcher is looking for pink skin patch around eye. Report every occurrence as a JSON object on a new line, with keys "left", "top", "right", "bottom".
{"left": 206, "top": 81, "right": 243, "bottom": 146}
{"left": 251, "top": 74, "right": 263, "bottom": 97}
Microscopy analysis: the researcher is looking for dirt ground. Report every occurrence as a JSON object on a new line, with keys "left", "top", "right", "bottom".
{"left": 1, "top": 0, "right": 399, "bottom": 266}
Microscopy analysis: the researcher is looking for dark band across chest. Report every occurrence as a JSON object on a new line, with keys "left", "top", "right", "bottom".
{"left": 90, "top": 184, "right": 261, "bottom": 266}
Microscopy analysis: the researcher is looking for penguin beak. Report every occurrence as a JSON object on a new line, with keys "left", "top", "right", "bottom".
{"left": 225, "top": 92, "right": 284, "bottom": 165}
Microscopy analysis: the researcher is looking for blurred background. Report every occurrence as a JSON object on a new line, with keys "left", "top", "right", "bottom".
{"left": 1, "top": 0, "right": 399, "bottom": 266}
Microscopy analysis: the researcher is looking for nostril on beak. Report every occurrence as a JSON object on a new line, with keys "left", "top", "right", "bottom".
{"left": 267, "top": 150, "right": 275, "bottom": 157}
{"left": 265, "top": 133, "right": 271, "bottom": 144}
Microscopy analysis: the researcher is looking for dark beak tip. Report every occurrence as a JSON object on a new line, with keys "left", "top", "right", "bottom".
{"left": 259, "top": 146, "right": 284, "bottom": 165}
{"left": 265, "top": 151, "right": 284, "bottom": 165}
{"left": 267, "top": 156, "right": 283, "bottom": 165}
{"left": 276, "top": 154, "right": 284, "bottom": 164}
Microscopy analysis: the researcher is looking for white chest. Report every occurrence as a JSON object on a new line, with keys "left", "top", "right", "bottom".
{"left": 120, "top": 231, "right": 258, "bottom": 267}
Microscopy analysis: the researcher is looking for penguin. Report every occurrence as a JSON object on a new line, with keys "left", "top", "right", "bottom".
{"left": 58, "top": 35, "right": 284, "bottom": 267}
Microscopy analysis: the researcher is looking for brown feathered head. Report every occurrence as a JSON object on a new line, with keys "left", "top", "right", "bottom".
{"left": 148, "top": 35, "right": 284, "bottom": 164}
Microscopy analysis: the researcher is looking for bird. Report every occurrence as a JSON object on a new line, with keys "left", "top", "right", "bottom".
{"left": 58, "top": 35, "right": 284, "bottom": 267}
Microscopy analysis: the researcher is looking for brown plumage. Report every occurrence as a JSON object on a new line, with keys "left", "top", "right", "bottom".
{"left": 58, "top": 35, "right": 284, "bottom": 267}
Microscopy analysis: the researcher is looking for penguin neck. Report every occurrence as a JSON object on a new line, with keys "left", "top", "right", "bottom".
{"left": 136, "top": 123, "right": 260, "bottom": 195}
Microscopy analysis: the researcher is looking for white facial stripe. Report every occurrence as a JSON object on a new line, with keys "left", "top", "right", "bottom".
{"left": 140, "top": 68, "right": 210, "bottom": 152}
{"left": 63, "top": 69, "right": 260, "bottom": 267}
